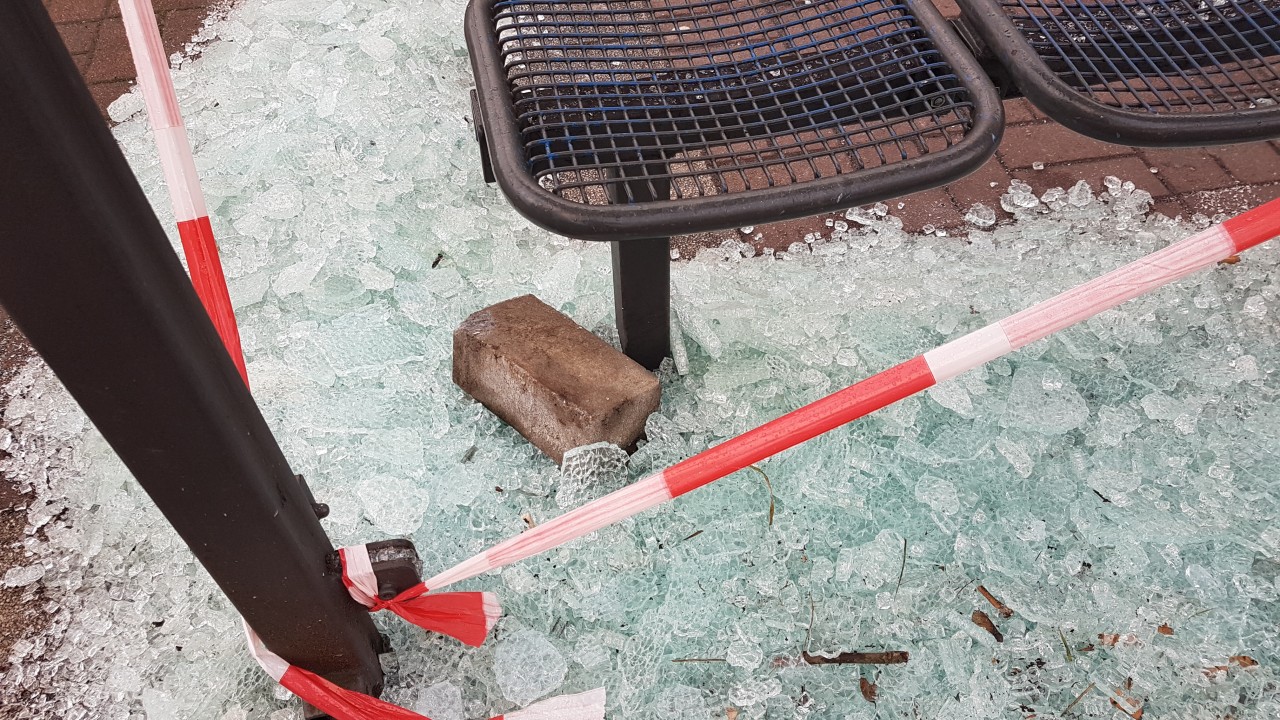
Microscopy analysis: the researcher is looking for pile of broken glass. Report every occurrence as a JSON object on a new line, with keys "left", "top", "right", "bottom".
{"left": 1, "top": 0, "right": 1277, "bottom": 717}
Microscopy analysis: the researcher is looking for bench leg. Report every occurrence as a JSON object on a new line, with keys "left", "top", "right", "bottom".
{"left": 605, "top": 155, "right": 671, "bottom": 370}
{"left": 611, "top": 237, "right": 671, "bottom": 370}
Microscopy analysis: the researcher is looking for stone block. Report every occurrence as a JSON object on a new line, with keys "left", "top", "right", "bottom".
{"left": 453, "top": 295, "right": 660, "bottom": 463}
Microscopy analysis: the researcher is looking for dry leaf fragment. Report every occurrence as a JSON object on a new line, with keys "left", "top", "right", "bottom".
{"left": 1207, "top": 655, "right": 1261, "bottom": 677}
{"left": 859, "top": 677, "right": 878, "bottom": 703}
{"left": 972, "top": 610, "right": 1004, "bottom": 642}
{"left": 1098, "top": 633, "right": 1138, "bottom": 648}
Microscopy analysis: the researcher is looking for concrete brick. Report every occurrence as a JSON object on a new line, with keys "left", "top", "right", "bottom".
{"left": 453, "top": 295, "right": 660, "bottom": 464}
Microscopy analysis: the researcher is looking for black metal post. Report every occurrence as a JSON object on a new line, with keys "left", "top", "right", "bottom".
{"left": 611, "top": 238, "right": 671, "bottom": 370}
{"left": 608, "top": 160, "right": 671, "bottom": 370}
{"left": 0, "top": 0, "right": 384, "bottom": 700}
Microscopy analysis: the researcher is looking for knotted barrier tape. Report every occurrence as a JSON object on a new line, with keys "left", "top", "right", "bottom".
{"left": 247, "top": 624, "right": 606, "bottom": 720}
{"left": 339, "top": 544, "right": 500, "bottom": 647}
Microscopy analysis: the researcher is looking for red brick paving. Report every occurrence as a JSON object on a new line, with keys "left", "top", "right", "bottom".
{"left": 1139, "top": 148, "right": 1234, "bottom": 194}
{"left": 84, "top": 17, "right": 134, "bottom": 84}
{"left": 1012, "top": 155, "right": 1169, "bottom": 199}
{"left": 1001, "top": 97, "right": 1043, "bottom": 125}
{"left": 44, "top": 0, "right": 111, "bottom": 23}
{"left": 1206, "top": 143, "right": 1280, "bottom": 185}
{"left": 998, "top": 120, "right": 1135, "bottom": 169}
{"left": 41, "top": 0, "right": 212, "bottom": 121}
{"left": 945, "top": 155, "right": 1014, "bottom": 219}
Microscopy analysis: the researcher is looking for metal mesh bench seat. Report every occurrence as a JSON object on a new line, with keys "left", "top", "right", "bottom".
{"left": 464, "top": 0, "right": 1003, "bottom": 366}
{"left": 466, "top": 0, "right": 1002, "bottom": 240}
{"left": 956, "top": 0, "right": 1280, "bottom": 144}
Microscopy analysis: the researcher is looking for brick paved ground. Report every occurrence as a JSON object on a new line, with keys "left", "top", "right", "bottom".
{"left": 43, "top": 0, "right": 216, "bottom": 121}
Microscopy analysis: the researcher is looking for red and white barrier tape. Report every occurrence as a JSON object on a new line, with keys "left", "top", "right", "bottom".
{"left": 339, "top": 545, "right": 500, "bottom": 647}
{"left": 247, "top": 624, "right": 605, "bottom": 720}
{"left": 425, "top": 198, "right": 1280, "bottom": 591}
{"left": 119, "top": 0, "right": 247, "bottom": 385}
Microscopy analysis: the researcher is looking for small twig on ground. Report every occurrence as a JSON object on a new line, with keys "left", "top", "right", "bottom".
{"left": 671, "top": 657, "right": 725, "bottom": 663}
{"left": 460, "top": 445, "right": 477, "bottom": 463}
{"left": 1059, "top": 628, "right": 1074, "bottom": 663}
{"left": 798, "top": 650, "right": 910, "bottom": 665}
{"left": 1062, "top": 682, "right": 1095, "bottom": 716}
{"left": 971, "top": 610, "right": 1004, "bottom": 643}
{"left": 803, "top": 593, "right": 816, "bottom": 651}
{"left": 747, "top": 465, "right": 774, "bottom": 526}
{"left": 682, "top": 529, "right": 703, "bottom": 542}
{"left": 859, "top": 677, "right": 878, "bottom": 703}
{"left": 976, "top": 585, "right": 1013, "bottom": 618}
{"left": 894, "top": 537, "right": 907, "bottom": 598}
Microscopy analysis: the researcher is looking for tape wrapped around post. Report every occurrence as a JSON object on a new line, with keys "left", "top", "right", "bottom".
{"left": 247, "top": 623, "right": 605, "bottom": 720}
{"left": 339, "top": 545, "right": 501, "bottom": 647}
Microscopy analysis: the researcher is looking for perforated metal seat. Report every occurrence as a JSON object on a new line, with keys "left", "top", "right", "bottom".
{"left": 956, "top": 0, "right": 1280, "bottom": 145}
{"left": 465, "top": 0, "right": 1003, "bottom": 241}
